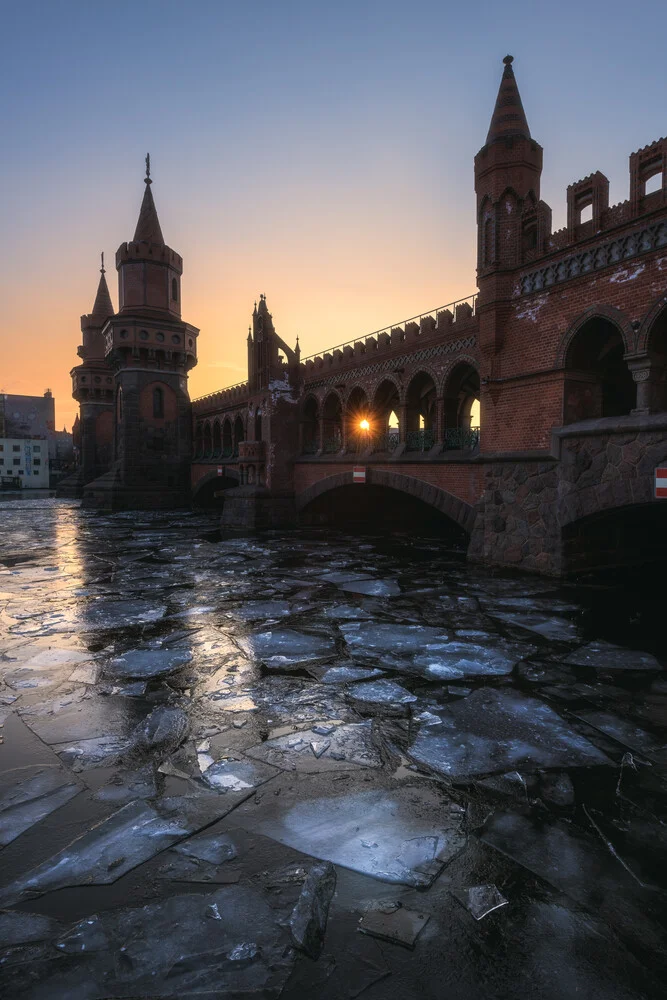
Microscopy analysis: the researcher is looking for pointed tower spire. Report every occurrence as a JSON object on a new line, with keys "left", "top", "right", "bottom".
{"left": 485, "top": 56, "right": 531, "bottom": 146}
{"left": 90, "top": 252, "right": 114, "bottom": 320}
{"left": 133, "top": 153, "right": 165, "bottom": 244}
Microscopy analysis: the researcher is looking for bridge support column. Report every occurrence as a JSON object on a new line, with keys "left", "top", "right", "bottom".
{"left": 435, "top": 396, "right": 445, "bottom": 447}
{"left": 398, "top": 404, "right": 408, "bottom": 444}
{"left": 628, "top": 358, "right": 663, "bottom": 414}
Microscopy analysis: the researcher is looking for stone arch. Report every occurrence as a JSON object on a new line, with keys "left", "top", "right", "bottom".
{"left": 322, "top": 391, "right": 343, "bottom": 454}
{"left": 442, "top": 358, "right": 481, "bottom": 449}
{"left": 191, "top": 467, "right": 240, "bottom": 506}
{"left": 636, "top": 291, "right": 667, "bottom": 354}
{"left": 233, "top": 414, "right": 245, "bottom": 455}
{"left": 371, "top": 378, "right": 401, "bottom": 451}
{"left": 203, "top": 421, "right": 213, "bottom": 458}
{"left": 345, "top": 385, "right": 371, "bottom": 452}
{"left": 405, "top": 369, "right": 437, "bottom": 450}
{"left": 556, "top": 304, "right": 634, "bottom": 367}
{"left": 222, "top": 418, "right": 233, "bottom": 457}
{"left": 302, "top": 394, "right": 319, "bottom": 454}
{"left": 212, "top": 419, "right": 221, "bottom": 456}
{"left": 295, "top": 470, "right": 475, "bottom": 533}
{"left": 560, "top": 307, "right": 636, "bottom": 423}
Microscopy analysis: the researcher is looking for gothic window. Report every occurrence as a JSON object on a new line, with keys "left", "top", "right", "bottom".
{"left": 484, "top": 216, "right": 493, "bottom": 266}
{"left": 522, "top": 220, "right": 538, "bottom": 257}
{"left": 172, "top": 279, "right": 178, "bottom": 301}
{"left": 153, "top": 387, "right": 164, "bottom": 418}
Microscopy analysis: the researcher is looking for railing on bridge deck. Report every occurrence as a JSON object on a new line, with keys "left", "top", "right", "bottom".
{"left": 299, "top": 427, "right": 480, "bottom": 456}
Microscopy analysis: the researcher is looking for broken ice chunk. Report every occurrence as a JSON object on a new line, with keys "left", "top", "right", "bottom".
{"left": 450, "top": 884, "right": 509, "bottom": 920}
{"left": 172, "top": 831, "right": 237, "bottom": 864}
{"left": 358, "top": 904, "right": 430, "bottom": 949}
{"left": 564, "top": 641, "right": 661, "bottom": 672}
{"left": 0, "top": 767, "right": 81, "bottom": 846}
{"left": 200, "top": 757, "right": 278, "bottom": 793}
{"left": 130, "top": 705, "right": 189, "bottom": 756}
{"left": 246, "top": 720, "right": 381, "bottom": 772}
{"left": 241, "top": 774, "right": 466, "bottom": 887}
{"left": 227, "top": 941, "right": 259, "bottom": 961}
{"left": 407, "top": 689, "right": 611, "bottom": 780}
{"left": 289, "top": 860, "right": 337, "bottom": 959}
{"left": 0, "top": 799, "right": 192, "bottom": 905}
{"left": 241, "top": 630, "right": 336, "bottom": 669}
{"left": 339, "top": 579, "right": 401, "bottom": 597}
{"left": 105, "top": 648, "right": 192, "bottom": 680}
{"left": 347, "top": 679, "right": 417, "bottom": 713}
{"left": 320, "top": 665, "right": 385, "bottom": 684}
{"left": 489, "top": 611, "right": 580, "bottom": 642}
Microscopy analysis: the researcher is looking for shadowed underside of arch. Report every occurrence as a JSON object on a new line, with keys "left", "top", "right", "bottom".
{"left": 192, "top": 468, "right": 240, "bottom": 505}
{"left": 295, "top": 469, "right": 476, "bottom": 533}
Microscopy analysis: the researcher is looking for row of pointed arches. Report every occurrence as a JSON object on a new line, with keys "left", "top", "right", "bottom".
{"left": 301, "top": 363, "right": 481, "bottom": 455}
{"left": 194, "top": 409, "right": 263, "bottom": 460}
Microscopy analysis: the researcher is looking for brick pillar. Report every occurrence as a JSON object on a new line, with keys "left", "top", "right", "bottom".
{"left": 398, "top": 404, "right": 408, "bottom": 444}
{"left": 435, "top": 396, "right": 445, "bottom": 446}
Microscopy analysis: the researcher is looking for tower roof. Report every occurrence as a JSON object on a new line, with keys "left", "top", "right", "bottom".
{"left": 485, "top": 55, "right": 531, "bottom": 145}
{"left": 133, "top": 153, "right": 165, "bottom": 245}
{"left": 91, "top": 254, "right": 114, "bottom": 320}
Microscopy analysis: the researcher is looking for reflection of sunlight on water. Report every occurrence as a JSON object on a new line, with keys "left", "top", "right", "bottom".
{"left": 54, "top": 507, "right": 85, "bottom": 592}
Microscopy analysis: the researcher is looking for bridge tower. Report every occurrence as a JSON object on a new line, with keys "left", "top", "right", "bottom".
{"left": 474, "top": 56, "right": 547, "bottom": 363}
{"left": 59, "top": 257, "right": 116, "bottom": 496}
{"left": 82, "top": 157, "right": 199, "bottom": 509}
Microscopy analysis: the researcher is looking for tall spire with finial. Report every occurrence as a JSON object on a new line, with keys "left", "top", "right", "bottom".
{"left": 90, "top": 251, "right": 114, "bottom": 320}
{"left": 133, "top": 152, "right": 165, "bottom": 244}
{"left": 485, "top": 55, "right": 531, "bottom": 146}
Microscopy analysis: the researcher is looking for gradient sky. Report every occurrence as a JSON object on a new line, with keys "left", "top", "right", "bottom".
{"left": 2, "top": 0, "right": 666, "bottom": 431}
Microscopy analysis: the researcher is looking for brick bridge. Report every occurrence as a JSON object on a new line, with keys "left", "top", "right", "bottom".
{"left": 63, "top": 58, "right": 667, "bottom": 576}
{"left": 191, "top": 59, "right": 667, "bottom": 575}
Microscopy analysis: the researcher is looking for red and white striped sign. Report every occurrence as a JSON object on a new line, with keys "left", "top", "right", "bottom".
{"left": 217, "top": 467, "right": 223, "bottom": 476}
{"left": 353, "top": 466, "right": 366, "bottom": 484}
{"left": 656, "top": 468, "right": 667, "bottom": 498}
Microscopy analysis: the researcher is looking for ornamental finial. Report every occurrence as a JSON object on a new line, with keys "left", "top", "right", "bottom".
{"left": 145, "top": 152, "right": 151, "bottom": 184}
{"left": 100, "top": 251, "right": 105, "bottom": 275}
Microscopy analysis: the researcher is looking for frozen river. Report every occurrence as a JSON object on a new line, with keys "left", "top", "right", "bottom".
{"left": 0, "top": 498, "right": 665, "bottom": 998}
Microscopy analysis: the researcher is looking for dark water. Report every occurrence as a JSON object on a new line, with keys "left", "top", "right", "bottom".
{"left": 0, "top": 498, "right": 665, "bottom": 999}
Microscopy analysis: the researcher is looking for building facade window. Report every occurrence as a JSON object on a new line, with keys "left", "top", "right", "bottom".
{"left": 171, "top": 278, "right": 178, "bottom": 301}
{"left": 153, "top": 387, "right": 164, "bottom": 418}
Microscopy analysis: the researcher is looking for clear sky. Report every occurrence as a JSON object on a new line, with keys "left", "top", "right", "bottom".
{"left": 1, "top": 0, "right": 666, "bottom": 431}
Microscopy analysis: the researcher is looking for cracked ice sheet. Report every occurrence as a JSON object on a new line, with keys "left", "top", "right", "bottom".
{"left": 0, "top": 782, "right": 268, "bottom": 906}
{"left": 245, "top": 720, "right": 382, "bottom": 772}
{"left": 239, "top": 629, "right": 337, "bottom": 669}
{"left": 0, "top": 766, "right": 82, "bottom": 846}
{"left": 564, "top": 640, "right": 662, "bottom": 672}
{"left": 487, "top": 611, "right": 581, "bottom": 642}
{"left": 235, "top": 772, "right": 466, "bottom": 887}
{"left": 4, "top": 886, "right": 296, "bottom": 999}
{"left": 407, "top": 688, "right": 611, "bottom": 780}
{"left": 341, "top": 623, "right": 536, "bottom": 678}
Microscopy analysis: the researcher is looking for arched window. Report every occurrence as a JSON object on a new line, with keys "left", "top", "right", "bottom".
{"left": 212, "top": 420, "right": 222, "bottom": 456}
{"left": 203, "top": 422, "right": 213, "bottom": 458}
{"left": 153, "top": 387, "right": 164, "bottom": 418}
{"left": 564, "top": 317, "right": 635, "bottom": 423}
{"left": 484, "top": 217, "right": 493, "bottom": 265}
{"left": 443, "top": 362, "right": 481, "bottom": 451}
{"left": 171, "top": 278, "right": 178, "bottom": 302}
{"left": 222, "top": 419, "right": 233, "bottom": 457}
{"left": 405, "top": 373, "right": 437, "bottom": 452}
{"left": 372, "top": 379, "right": 400, "bottom": 452}
{"left": 233, "top": 415, "right": 244, "bottom": 456}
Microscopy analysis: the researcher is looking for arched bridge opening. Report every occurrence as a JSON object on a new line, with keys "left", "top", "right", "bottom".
{"left": 562, "top": 501, "right": 667, "bottom": 578}
{"left": 297, "top": 472, "right": 474, "bottom": 547}
{"left": 192, "top": 471, "right": 239, "bottom": 509}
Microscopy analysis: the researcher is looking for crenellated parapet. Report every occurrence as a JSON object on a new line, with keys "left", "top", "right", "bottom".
{"left": 299, "top": 295, "right": 478, "bottom": 380}
{"left": 192, "top": 381, "right": 249, "bottom": 416}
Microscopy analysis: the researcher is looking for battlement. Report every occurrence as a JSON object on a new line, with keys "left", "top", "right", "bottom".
{"left": 192, "top": 381, "right": 249, "bottom": 415}
{"left": 299, "top": 295, "right": 477, "bottom": 378}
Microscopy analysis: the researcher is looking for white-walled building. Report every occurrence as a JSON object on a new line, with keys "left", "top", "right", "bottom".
{"left": 0, "top": 439, "right": 50, "bottom": 488}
